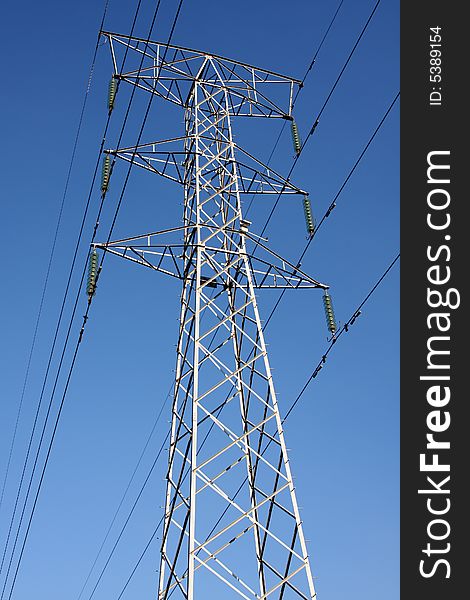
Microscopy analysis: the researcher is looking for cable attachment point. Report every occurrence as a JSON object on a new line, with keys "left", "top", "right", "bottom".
{"left": 325, "top": 202, "right": 336, "bottom": 218}
{"left": 312, "top": 363, "right": 323, "bottom": 379}
{"left": 349, "top": 310, "right": 362, "bottom": 327}
{"left": 239, "top": 219, "right": 251, "bottom": 235}
{"left": 308, "top": 119, "right": 320, "bottom": 137}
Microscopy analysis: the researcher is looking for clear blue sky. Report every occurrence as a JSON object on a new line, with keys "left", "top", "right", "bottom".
{"left": 0, "top": 1, "right": 399, "bottom": 599}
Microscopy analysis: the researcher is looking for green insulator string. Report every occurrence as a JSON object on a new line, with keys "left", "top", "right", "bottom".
{"left": 302, "top": 195, "right": 315, "bottom": 237}
{"left": 291, "top": 119, "right": 302, "bottom": 156}
{"left": 101, "top": 155, "right": 111, "bottom": 195}
{"left": 87, "top": 249, "right": 99, "bottom": 298}
{"left": 108, "top": 76, "right": 117, "bottom": 112}
{"left": 322, "top": 291, "right": 337, "bottom": 335}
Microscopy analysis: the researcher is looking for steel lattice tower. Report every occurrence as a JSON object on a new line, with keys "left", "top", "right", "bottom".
{"left": 98, "top": 33, "right": 328, "bottom": 600}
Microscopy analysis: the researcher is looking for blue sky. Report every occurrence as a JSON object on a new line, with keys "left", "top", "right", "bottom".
{"left": 0, "top": 1, "right": 399, "bottom": 599}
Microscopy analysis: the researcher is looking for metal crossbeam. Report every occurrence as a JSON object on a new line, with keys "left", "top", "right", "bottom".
{"left": 103, "top": 32, "right": 300, "bottom": 118}
{"left": 101, "top": 34, "right": 320, "bottom": 600}
{"left": 105, "top": 133, "right": 307, "bottom": 195}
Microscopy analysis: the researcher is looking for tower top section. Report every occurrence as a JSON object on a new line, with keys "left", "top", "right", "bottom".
{"left": 102, "top": 31, "right": 302, "bottom": 118}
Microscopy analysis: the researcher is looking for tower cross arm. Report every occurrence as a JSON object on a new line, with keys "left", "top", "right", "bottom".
{"left": 94, "top": 229, "right": 328, "bottom": 290}
{"left": 102, "top": 31, "right": 301, "bottom": 117}
{"left": 104, "top": 138, "right": 307, "bottom": 195}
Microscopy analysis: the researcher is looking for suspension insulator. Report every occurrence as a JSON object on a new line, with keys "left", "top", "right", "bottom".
{"left": 87, "top": 249, "right": 99, "bottom": 298}
{"left": 322, "top": 291, "right": 337, "bottom": 335}
{"left": 101, "top": 155, "right": 111, "bottom": 195}
{"left": 108, "top": 76, "right": 117, "bottom": 112}
{"left": 302, "top": 195, "right": 315, "bottom": 237}
{"left": 291, "top": 119, "right": 302, "bottom": 156}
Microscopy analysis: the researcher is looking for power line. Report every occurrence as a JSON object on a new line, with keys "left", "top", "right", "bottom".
{"left": 298, "top": 0, "right": 345, "bottom": 89}
{"left": 302, "top": 91, "right": 400, "bottom": 254}
{"left": 244, "top": 0, "right": 345, "bottom": 217}
{"left": 0, "top": 0, "right": 118, "bottom": 583}
{"left": 2, "top": 1, "right": 392, "bottom": 593}
{"left": 74, "top": 284, "right": 218, "bottom": 599}
{"left": 116, "top": 519, "right": 161, "bottom": 600}
{"left": 0, "top": 0, "right": 111, "bottom": 519}
{"left": 283, "top": 253, "right": 400, "bottom": 420}
{"left": 304, "top": 0, "right": 382, "bottom": 141}
{"left": 0, "top": 0, "right": 151, "bottom": 593}
{"left": 253, "top": 0, "right": 383, "bottom": 240}
{"left": 1, "top": 2, "right": 186, "bottom": 598}
{"left": 1, "top": 19, "right": 142, "bottom": 594}
{"left": 85, "top": 432, "right": 170, "bottom": 600}
{"left": 260, "top": 91, "right": 400, "bottom": 326}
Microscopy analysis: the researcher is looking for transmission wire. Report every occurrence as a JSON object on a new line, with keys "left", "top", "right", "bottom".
{"left": 0, "top": 0, "right": 111, "bottom": 519}
{"left": 0, "top": 0, "right": 145, "bottom": 586}
{"left": 0, "top": 0, "right": 156, "bottom": 595}
{"left": 251, "top": 0, "right": 383, "bottom": 240}
{"left": 1, "top": 2, "right": 186, "bottom": 598}
{"left": 244, "top": 0, "right": 344, "bottom": 217}
{"left": 0, "top": 0, "right": 119, "bottom": 584}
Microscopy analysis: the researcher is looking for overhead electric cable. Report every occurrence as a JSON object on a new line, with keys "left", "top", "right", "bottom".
{"left": 0, "top": 0, "right": 146, "bottom": 580}
{"left": 0, "top": 0, "right": 153, "bottom": 593}
{"left": 1, "top": 2, "right": 185, "bottom": 598}
{"left": 303, "top": 0, "right": 382, "bottom": 143}
{"left": 74, "top": 290, "right": 221, "bottom": 599}
{"left": 260, "top": 91, "right": 400, "bottom": 327}
{"left": 283, "top": 253, "right": 400, "bottom": 420}
{"left": 244, "top": 0, "right": 344, "bottom": 216}
{"left": 301, "top": 91, "right": 400, "bottom": 253}
{"left": 3, "top": 2, "right": 391, "bottom": 593}
{"left": 0, "top": 0, "right": 111, "bottom": 519}
{"left": 0, "top": 0, "right": 122, "bottom": 583}
{"left": 252, "top": 0, "right": 383, "bottom": 239}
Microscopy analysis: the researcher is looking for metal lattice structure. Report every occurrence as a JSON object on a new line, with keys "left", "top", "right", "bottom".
{"left": 98, "top": 32, "right": 327, "bottom": 600}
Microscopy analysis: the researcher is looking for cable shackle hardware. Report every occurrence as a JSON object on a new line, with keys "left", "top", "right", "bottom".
{"left": 291, "top": 119, "right": 302, "bottom": 156}
{"left": 101, "top": 155, "right": 111, "bottom": 195}
{"left": 302, "top": 195, "right": 315, "bottom": 237}
{"left": 322, "top": 291, "right": 337, "bottom": 335}
{"left": 108, "top": 76, "right": 117, "bottom": 112}
{"left": 87, "top": 249, "right": 99, "bottom": 298}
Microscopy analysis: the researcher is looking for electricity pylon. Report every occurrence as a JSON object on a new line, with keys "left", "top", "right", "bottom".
{"left": 97, "top": 32, "right": 327, "bottom": 600}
